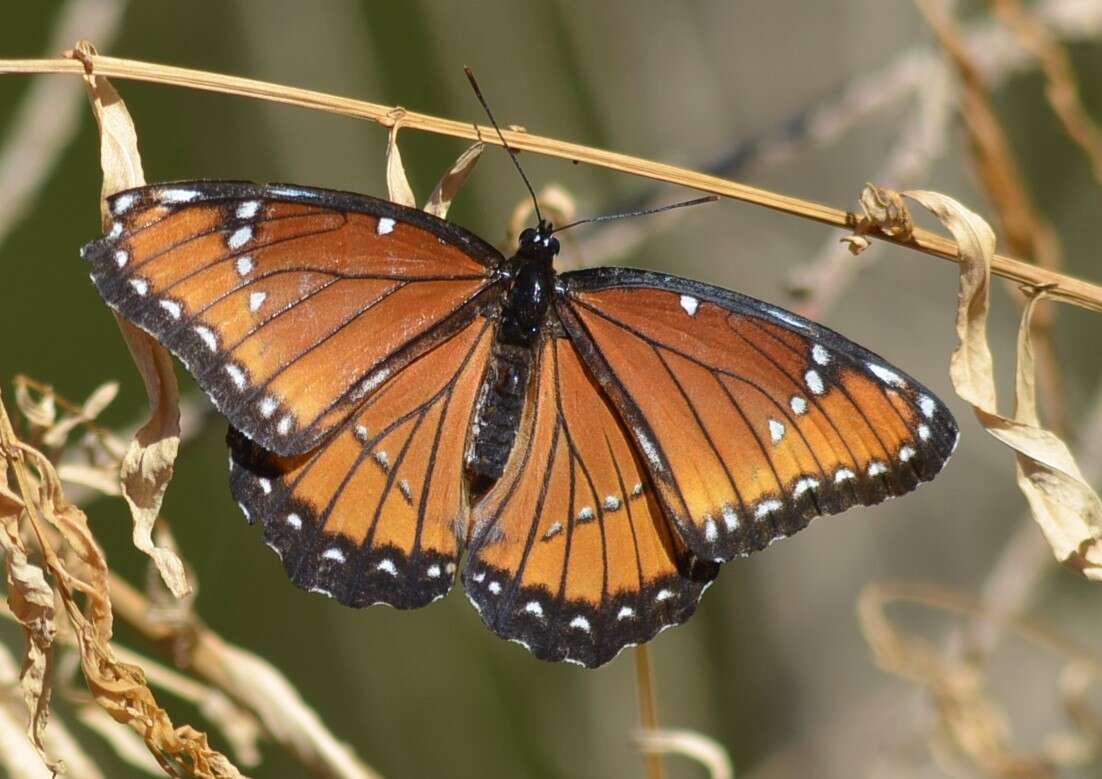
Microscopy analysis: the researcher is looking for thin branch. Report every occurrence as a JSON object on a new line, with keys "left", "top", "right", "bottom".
{"left": 1, "top": 52, "right": 1100, "bottom": 312}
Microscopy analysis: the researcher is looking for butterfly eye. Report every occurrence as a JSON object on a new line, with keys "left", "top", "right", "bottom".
{"left": 519, "top": 227, "right": 538, "bottom": 245}
{"left": 546, "top": 236, "right": 560, "bottom": 254}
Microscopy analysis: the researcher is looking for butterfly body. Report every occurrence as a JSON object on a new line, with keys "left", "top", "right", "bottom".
{"left": 82, "top": 181, "right": 958, "bottom": 667}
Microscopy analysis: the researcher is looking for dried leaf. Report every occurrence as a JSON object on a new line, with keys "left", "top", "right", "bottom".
{"left": 41, "top": 380, "right": 118, "bottom": 449}
{"left": 13, "top": 380, "right": 56, "bottom": 430}
{"left": 423, "top": 142, "right": 484, "bottom": 218}
{"left": 56, "top": 463, "right": 122, "bottom": 496}
{"left": 905, "top": 189, "right": 1102, "bottom": 578}
{"left": 80, "top": 42, "right": 189, "bottom": 598}
{"left": 0, "top": 499, "right": 59, "bottom": 776}
{"left": 384, "top": 119, "right": 416, "bottom": 208}
{"left": 0, "top": 391, "right": 244, "bottom": 778}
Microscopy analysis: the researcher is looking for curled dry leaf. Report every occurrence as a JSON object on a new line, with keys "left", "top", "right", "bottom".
{"left": 634, "top": 728, "right": 734, "bottom": 779}
{"left": 41, "top": 381, "right": 118, "bottom": 449}
{"left": 903, "top": 189, "right": 1102, "bottom": 578}
{"left": 0, "top": 392, "right": 245, "bottom": 778}
{"left": 13, "top": 380, "right": 56, "bottom": 430}
{"left": 79, "top": 42, "right": 189, "bottom": 599}
{"left": 423, "top": 141, "right": 484, "bottom": 218}
{"left": 0, "top": 489, "right": 59, "bottom": 774}
{"left": 384, "top": 118, "right": 417, "bottom": 208}
{"left": 859, "top": 582, "right": 1102, "bottom": 772}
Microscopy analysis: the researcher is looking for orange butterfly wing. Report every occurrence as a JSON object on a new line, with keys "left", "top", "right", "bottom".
{"left": 557, "top": 268, "right": 958, "bottom": 563}
{"left": 465, "top": 336, "right": 718, "bottom": 667}
{"left": 229, "top": 314, "right": 494, "bottom": 608}
{"left": 81, "top": 182, "right": 500, "bottom": 456}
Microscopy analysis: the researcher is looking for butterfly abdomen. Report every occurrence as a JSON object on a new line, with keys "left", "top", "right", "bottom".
{"left": 467, "top": 339, "right": 535, "bottom": 486}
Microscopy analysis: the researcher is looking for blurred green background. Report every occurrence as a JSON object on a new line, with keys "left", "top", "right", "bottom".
{"left": 2, "top": 1, "right": 1101, "bottom": 777}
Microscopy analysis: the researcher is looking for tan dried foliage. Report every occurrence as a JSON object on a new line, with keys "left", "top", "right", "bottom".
{"left": 0, "top": 392, "right": 244, "bottom": 777}
{"left": 78, "top": 42, "right": 190, "bottom": 600}
{"left": 860, "top": 582, "right": 1102, "bottom": 776}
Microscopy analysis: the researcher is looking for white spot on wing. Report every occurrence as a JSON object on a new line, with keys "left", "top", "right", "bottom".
{"left": 769, "top": 418, "right": 786, "bottom": 444}
{"left": 108, "top": 221, "right": 123, "bottom": 239}
{"left": 524, "top": 601, "right": 544, "bottom": 617}
{"left": 374, "top": 450, "right": 389, "bottom": 469}
{"left": 834, "top": 468, "right": 855, "bottom": 483}
{"left": 237, "top": 502, "right": 250, "bottom": 520}
{"left": 258, "top": 477, "right": 271, "bottom": 495}
{"left": 276, "top": 415, "right": 293, "bottom": 436}
{"left": 631, "top": 482, "right": 644, "bottom": 497}
{"left": 543, "top": 522, "right": 563, "bottom": 540}
{"left": 488, "top": 581, "right": 502, "bottom": 595}
{"left": 919, "top": 395, "right": 937, "bottom": 419}
{"left": 679, "top": 294, "right": 699, "bottom": 316}
{"left": 160, "top": 188, "right": 200, "bottom": 204}
{"left": 114, "top": 249, "right": 129, "bottom": 267}
{"left": 249, "top": 291, "right": 267, "bottom": 312}
{"left": 225, "top": 363, "right": 247, "bottom": 390}
{"left": 793, "top": 477, "right": 819, "bottom": 497}
{"left": 228, "top": 226, "right": 253, "bottom": 250}
{"left": 323, "top": 547, "right": 346, "bottom": 563}
{"left": 354, "top": 425, "right": 369, "bottom": 443}
{"left": 790, "top": 395, "right": 808, "bottom": 415}
{"left": 704, "top": 517, "right": 718, "bottom": 542}
{"left": 569, "top": 615, "right": 591, "bottom": 632}
{"left": 812, "top": 344, "right": 831, "bottom": 365}
{"left": 577, "top": 506, "right": 594, "bottom": 522}
{"left": 377, "top": 217, "right": 396, "bottom": 235}
{"left": 286, "top": 513, "right": 302, "bottom": 529}
{"left": 655, "top": 589, "right": 673, "bottom": 602}
{"left": 617, "top": 606, "right": 635, "bottom": 620}
{"left": 603, "top": 495, "right": 621, "bottom": 511}
{"left": 755, "top": 499, "right": 783, "bottom": 519}
{"left": 805, "top": 369, "right": 825, "bottom": 395}
{"left": 868, "top": 363, "right": 905, "bottom": 387}
{"left": 867, "top": 461, "right": 888, "bottom": 477}
{"left": 258, "top": 396, "right": 278, "bottom": 418}
{"left": 159, "top": 299, "right": 181, "bottom": 319}
{"left": 376, "top": 559, "right": 398, "bottom": 576}
{"left": 427, "top": 564, "right": 441, "bottom": 578}
{"left": 129, "top": 277, "right": 148, "bottom": 296}
{"left": 899, "top": 445, "right": 916, "bottom": 462}
{"left": 235, "top": 256, "right": 254, "bottom": 276}
{"left": 918, "top": 423, "right": 931, "bottom": 441}
{"left": 194, "top": 325, "right": 217, "bottom": 352}
{"left": 112, "top": 192, "right": 137, "bottom": 214}
{"left": 722, "top": 504, "right": 739, "bottom": 531}
{"left": 236, "top": 200, "right": 261, "bottom": 219}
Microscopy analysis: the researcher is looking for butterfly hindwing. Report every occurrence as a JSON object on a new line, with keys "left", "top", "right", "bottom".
{"left": 82, "top": 182, "right": 502, "bottom": 457}
{"left": 558, "top": 267, "right": 958, "bottom": 563}
{"left": 464, "top": 336, "right": 719, "bottom": 668}
{"left": 229, "top": 314, "right": 495, "bottom": 608}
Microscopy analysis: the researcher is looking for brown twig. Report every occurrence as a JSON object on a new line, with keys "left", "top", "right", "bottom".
{"left": 634, "top": 645, "right": 664, "bottom": 779}
{"left": 1, "top": 52, "right": 1100, "bottom": 312}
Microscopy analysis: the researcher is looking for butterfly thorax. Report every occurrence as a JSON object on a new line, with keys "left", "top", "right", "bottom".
{"left": 466, "top": 226, "right": 559, "bottom": 492}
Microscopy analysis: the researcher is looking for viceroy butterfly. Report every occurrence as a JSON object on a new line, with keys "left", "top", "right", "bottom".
{"left": 81, "top": 179, "right": 957, "bottom": 668}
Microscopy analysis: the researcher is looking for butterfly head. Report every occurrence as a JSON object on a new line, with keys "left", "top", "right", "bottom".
{"left": 517, "top": 221, "right": 560, "bottom": 260}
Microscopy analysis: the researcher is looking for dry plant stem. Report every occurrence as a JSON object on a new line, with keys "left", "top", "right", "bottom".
{"left": 991, "top": 0, "right": 1102, "bottom": 183}
{"left": 915, "top": 0, "right": 1070, "bottom": 435}
{"left": 105, "top": 574, "right": 383, "bottom": 779}
{"left": 2, "top": 54, "right": 1101, "bottom": 313}
{"left": 634, "top": 645, "right": 664, "bottom": 779}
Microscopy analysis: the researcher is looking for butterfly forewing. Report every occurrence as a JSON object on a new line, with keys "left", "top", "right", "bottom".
{"left": 465, "top": 336, "right": 718, "bottom": 668}
{"left": 82, "top": 182, "right": 502, "bottom": 456}
{"left": 558, "top": 268, "right": 958, "bottom": 563}
{"left": 229, "top": 314, "right": 495, "bottom": 608}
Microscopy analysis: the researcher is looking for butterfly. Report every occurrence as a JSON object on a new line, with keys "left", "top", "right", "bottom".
{"left": 80, "top": 180, "right": 958, "bottom": 667}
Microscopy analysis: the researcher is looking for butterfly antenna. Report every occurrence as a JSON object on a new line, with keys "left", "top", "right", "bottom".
{"left": 551, "top": 195, "right": 719, "bottom": 234}
{"left": 464, "top": 66, "right": 544, "bottom": 227}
